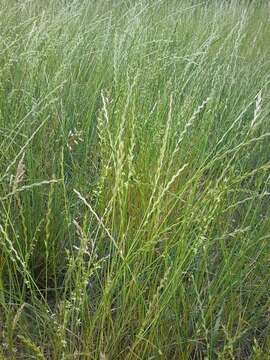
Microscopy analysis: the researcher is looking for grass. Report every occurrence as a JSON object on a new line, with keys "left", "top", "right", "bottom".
{"left": 0, "top": 0, "right": 270, "bottom": 358}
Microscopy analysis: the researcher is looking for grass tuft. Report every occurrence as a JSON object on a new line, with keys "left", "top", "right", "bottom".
{"left": 0, "top": 0, "right": 270, "bottom": 358}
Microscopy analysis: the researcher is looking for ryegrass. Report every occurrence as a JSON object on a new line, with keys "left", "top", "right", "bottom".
{"left": 0, "top": 0, "right": 270, "bottom": 359}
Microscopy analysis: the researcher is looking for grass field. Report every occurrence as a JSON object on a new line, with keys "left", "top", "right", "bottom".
{"left": 0, "top": 0, "right": 270, "bottom": 359}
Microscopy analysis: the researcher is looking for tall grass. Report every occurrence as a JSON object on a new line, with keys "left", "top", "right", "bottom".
{"left": 0, "top": 0, "right": 270, "bottom": 358}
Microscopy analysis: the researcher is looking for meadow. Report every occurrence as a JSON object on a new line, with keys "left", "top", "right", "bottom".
{"left": 0, "top": 0, "right": 270, "bottom": 358}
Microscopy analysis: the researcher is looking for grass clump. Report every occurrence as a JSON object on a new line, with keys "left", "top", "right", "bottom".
{"left": 0, "top": 0, "right": 270, "bottom": 359}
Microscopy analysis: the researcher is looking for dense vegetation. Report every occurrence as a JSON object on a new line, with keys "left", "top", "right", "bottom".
{"left": 0, "top": 1, "right": 270, "bottom": 358}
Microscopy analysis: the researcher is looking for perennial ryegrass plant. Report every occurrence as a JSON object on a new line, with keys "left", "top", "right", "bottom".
{"left": 0, "top": 0, "right": 270, "bottom": 358}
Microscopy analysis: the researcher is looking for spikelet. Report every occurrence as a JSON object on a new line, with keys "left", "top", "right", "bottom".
{"left": 13, "top": 153, "right": 26, "bottom": 191}
{"left": 17, "top": 335, "right": 45, "bottom": 360}
{"left": 251, "top": 90, "right": 262, "bottom": 129}
{"left": 12, "top": 303, "right": 26, "bottom": 332}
